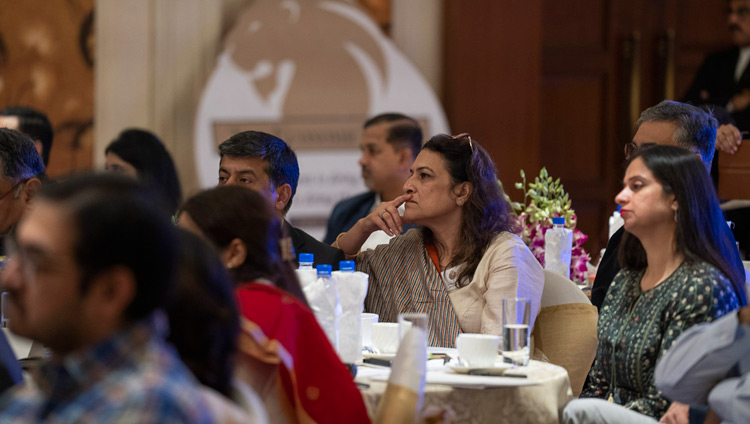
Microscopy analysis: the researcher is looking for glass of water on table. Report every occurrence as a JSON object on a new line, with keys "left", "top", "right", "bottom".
{"left": 502, "top": 297, "right": 530, "bottom": 366}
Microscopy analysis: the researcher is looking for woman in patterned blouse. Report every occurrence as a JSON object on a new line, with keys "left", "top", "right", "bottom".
{"left": 564, "top": 145, "right": 746, "bottom": 423}
{"left": 334, "top": 134, "right": 544, "bottom": 347}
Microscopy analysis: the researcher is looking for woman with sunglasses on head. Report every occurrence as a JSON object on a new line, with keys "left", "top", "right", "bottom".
{"left": 334, "top": 133, "right": 544, "bottom": 347}
{"left": 563, "top": 145, "right": 745, "bottom": 423}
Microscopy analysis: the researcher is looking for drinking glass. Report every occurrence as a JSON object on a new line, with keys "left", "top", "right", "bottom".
{"left": 360, "top": 313, "right": 379, "bottom": 353}
{"left": 397, "top": 312, "right": 428, "bottom": 341}
{"left": 502, "top": 298, "right": 531, "bottom": 366}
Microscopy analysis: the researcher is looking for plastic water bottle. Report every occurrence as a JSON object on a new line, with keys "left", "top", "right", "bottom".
{"left": 339, "top": 260, "right": 355, "bottom": 272}
{"left": 296, "top": 253, "right": 316, "bottom": 289}
{"left": 608, "top": 206, "right": 624, "bottom": 240}
{"left": 545, "top": 217, "right": 573, "bottom": 279}
{"left": 315, "top": 264, "right": 340, "bottom": 350}
{"left": 298, "top": 253, "right": 314, "bottom": 270}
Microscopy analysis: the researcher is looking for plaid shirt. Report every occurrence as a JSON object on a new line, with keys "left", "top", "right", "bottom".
{"left": 0, "top": 313, "right": 215, "bottom": 423}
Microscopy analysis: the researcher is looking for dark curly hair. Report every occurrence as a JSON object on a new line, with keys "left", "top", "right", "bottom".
{"left": 419, "top": 134, "right": 518, "bottom": 286}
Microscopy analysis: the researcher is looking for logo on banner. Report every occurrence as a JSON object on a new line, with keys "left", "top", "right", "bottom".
{"left": 195, "top": 0, "right": 448, "bottom": 238}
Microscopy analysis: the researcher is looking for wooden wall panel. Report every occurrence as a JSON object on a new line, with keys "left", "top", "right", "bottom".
{"left": 442, "top": 0, "right": 542, "bottom": 201}
{"left": 543, "top": 0, "right": 607, "bottom": 51}
{"left": 540, "top": 74, "right": 605, "bottom": 181}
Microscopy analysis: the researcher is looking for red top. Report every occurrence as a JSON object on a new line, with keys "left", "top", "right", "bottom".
{"left": 235, "top": 282, "right": 370, "bottom": 423}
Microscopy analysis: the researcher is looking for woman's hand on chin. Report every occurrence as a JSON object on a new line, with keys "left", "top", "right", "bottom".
{"left": 364, "top": 193, "right": 413, "bottom": 237}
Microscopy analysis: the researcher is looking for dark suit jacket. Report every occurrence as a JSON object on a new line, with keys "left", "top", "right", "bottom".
{"left": 323, "top": 192, "right": 377, "bottom": 244}
{"left": 683, "top": 47, "right": 750, "bottom": 130}
{"left": 286, "top": 220, "right": 346, "bottom": 270}
{"left": 590, "top": 226, "right": 623, "bottom": 311}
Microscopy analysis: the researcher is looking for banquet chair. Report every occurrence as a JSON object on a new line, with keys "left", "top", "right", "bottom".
{"left": 531, "top": 270, "right": 598, "bottom": 396}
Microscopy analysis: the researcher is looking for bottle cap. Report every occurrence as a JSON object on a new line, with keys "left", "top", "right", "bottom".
{"left": 316, "top": 264, "right": 332, "bottom": 277}
{"left": 299, "top": 253, "right": 314, "bottom": 264}
{"left": 339, "top": 260, "right": 355, "bottom": 272}
{"left": 552, "top": 217, "right": 566, "bottom": 225}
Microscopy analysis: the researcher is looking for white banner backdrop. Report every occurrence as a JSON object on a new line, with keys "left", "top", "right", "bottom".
{"left": 195, "top": 0, "right": 448, "bottom": 240}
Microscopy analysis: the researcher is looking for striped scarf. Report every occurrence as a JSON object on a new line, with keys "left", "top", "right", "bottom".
{"left": 356, "top": 229, "right": 462, "bottom": 347}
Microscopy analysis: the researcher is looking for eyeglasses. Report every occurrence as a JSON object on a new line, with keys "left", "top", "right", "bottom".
{"left": 0, "top": 179, "right": 27, "bottom": 203}
{"left": 451, "top": 133, "right": 474, "bottom": 152}
{"left": 623, "top": 142, "right": 658, "bottom": 160}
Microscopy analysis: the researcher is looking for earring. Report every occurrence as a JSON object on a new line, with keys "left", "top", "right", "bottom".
{"left": 457, "top": 199, "right": 464, "bottom": 206}
{"left": 226, "top": 262, "right": 235, "bottom": 269}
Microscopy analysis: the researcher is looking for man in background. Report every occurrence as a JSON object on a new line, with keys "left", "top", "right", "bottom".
{"left": 0, "top": 106, "right": 54, "bottom": 167}
{"left": 218, "top": 130, "right": 345, "bottom": 267}
{"left": 324, "top": 113, "right": 422, "bottom": 246}
{"left": 0, "top": 174, "right": 212, "bottom": 422}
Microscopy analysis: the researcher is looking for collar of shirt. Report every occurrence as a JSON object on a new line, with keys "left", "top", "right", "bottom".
{"left": 34, "top": 311, "right": 167, "bottom": 399}
{"left": 736, "top": 46, "right": 750, "bottom": 82}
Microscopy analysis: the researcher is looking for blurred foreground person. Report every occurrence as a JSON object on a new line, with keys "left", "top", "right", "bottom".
{"left": 168, "top": 229, "right": 268, "bottom": 423}
{"left": 179, "top": 185, "right": 369, "bottom": 424}
{"left": 655, "top": 305, "right": 750, "bottom": 424}
{"left": 0, "top": 174, "right": 213, "bottom": 423}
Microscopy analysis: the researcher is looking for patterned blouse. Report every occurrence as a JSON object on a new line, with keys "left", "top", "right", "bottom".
{"left": 581, "top": 260, "right": 740, "bottom": 418}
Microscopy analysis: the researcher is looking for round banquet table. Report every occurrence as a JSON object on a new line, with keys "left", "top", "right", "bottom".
{"left": 356, "top": 349, "right": 574, "bottom": 424}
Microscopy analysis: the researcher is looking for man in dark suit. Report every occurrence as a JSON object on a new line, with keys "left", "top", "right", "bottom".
{"left": 323, "top": 113, "right": 422, "bottom": 245}
{"left": 682, "top": 0, "right": 750, "bottom": 258}
{"left": 218, "top": 131, "right": 345, "bottom": 268}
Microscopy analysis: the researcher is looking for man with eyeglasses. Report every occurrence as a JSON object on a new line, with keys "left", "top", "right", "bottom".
{"left": 591, "top": 101, "right": 720, "bottom": 311}
{"left": 585, "top": 101, "right": 734, "bottom": 424}
{"left": 0, "top": 128, "right": 45, "bottom": 257}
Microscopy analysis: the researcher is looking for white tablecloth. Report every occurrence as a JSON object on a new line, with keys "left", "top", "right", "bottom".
{"left": 356, "top": 348, "right": 573, "bottom": 423}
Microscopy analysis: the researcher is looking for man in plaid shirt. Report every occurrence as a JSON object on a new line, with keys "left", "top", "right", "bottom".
{"left": 0, "top": 174, "right": 214, "bottom": 423}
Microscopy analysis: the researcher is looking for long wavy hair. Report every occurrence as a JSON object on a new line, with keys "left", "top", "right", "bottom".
{"left": 618, "top": 145, "right": 747, "bottom": 306}
{"left": 178, "top": 185, "right": 307, "bottom": 306}
{"left": 419, "top": 134, "right": 518, "bottom": 286}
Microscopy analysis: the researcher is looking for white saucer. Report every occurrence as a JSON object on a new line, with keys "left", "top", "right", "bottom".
{"left": 362, "top": 352, "right": 397, "bottom": 360}
{"left": 449, "top": 363, "right": 513, "bottom": 374}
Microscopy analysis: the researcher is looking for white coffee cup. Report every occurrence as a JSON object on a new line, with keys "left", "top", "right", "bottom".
{"left": 456, "top": 333, "right": 501, "bottom": 368}
{"left": 361, "top": 313, "right": 379, "bottom": 350}
{"left": 371, "top": 322, "right": 400, "bottom": 354}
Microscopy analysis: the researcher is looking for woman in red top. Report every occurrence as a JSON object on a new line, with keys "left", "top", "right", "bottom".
{"left": 179, "top": 185, "right": 369, "bottom": 424}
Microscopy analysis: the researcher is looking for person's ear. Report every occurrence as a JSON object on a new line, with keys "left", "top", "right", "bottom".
{"left": 86, "top": 265, "right": 137, "bottom": 323}
{"left": 453, "top": 182, "right": 472, "bottom": 206}
{"left": 274, "top": 184, "right": 293, "bottom": 213}
{"left": 221, "top": 238, "right": 247, "bottom": 270}
{"left": 22, "top": 178, "right": 42, "bottom": 207}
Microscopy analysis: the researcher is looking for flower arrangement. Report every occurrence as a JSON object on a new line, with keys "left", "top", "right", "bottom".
{"left": 506, "top": 168, "right": 591, "bottom": 283}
